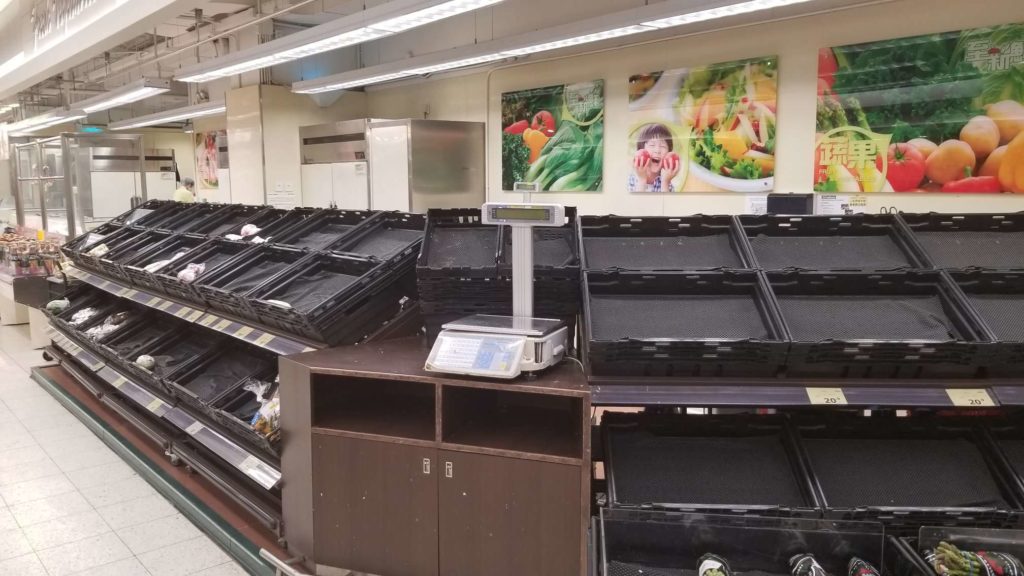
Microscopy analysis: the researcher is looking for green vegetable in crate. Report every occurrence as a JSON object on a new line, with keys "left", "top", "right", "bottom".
{"left": 46, "top": 299, "right": 69, "bottom": 313}
{"left": 790, "top": 554, "right": 828, "bottom": 576}
{"left": 698, "top": 554, "right": 734, "bottom": 576}
{"left": 928, "top": 542, "right": 1024, "bottom": 576}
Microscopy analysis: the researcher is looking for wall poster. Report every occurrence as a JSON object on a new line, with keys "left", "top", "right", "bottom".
{"left": 816, "top": 23, "right": 1024, "bottom": 194}
{"left": 627, "top": 56, "right": 778, "bottom": 193}
{"left": 501, "top": 80, "right": 604, "bottom": 192}
{"left": 195, "top": 130, "right": 228, "bottom": 190}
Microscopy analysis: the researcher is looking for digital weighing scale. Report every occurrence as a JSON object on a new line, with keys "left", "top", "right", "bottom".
{"left": 425, "top": 199, "right": 570, "bottom": 379}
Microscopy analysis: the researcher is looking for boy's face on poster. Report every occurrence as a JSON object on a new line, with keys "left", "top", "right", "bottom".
{"left": 643, "top": 138, "right": 669, "bottom": 173}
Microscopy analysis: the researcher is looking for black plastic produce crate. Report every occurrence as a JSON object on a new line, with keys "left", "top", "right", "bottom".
{"left": 886, "top": 536, "right": 934, "bottom": 576}
{"left": 121, "top": 234, "right": 208, "bottom": 292}
{"left": 125, "top": 326, "right": 222, "bottom": 396}
{"left": 901, "top": 213, "right": 1024, "bottom": 271}
{"left": 602, "top": 413, "right": 819, "bottom": 518}
{"left": 794, "top": 416, "right": 1020, "bottom": 535}
{"left": 583, "top": 270, "right": 789, "bottom": 378}
{"left": 164, "top": 341, "right": 276, "bottom": 416}
{"left": 769, "top": 271, "right": 989, "bottom": 379}
{"left": 215, "top": 207, "right": 289, "bottom": 241}
{"left": 195, "top": 245, "right": 309, "bottom": 319}
{"left": 250, "top": 252, "right": 416, "bottom": 344}
{"left": 147, "top": 203, "right": 229, "bottom": 234}
{"left": 986, "top": 419, "right": 1024, "bottom": 506}
{"left": 97, "top": 313, "right": 184, "bottom": 368}
{"left": 600, "top": 509, "right": 884, "bottom": 576}
{"left": 417, "top": 208, "right": 499, "bottom": 278}
{"left": 183, "top": 204, "right": 268, "bottom": 238}
{"left": 152, "top": 239, "right": 255, "bottom": 304}
{"left": 742, "top": 214, "right": 922, "bottom": 271}
{"left": 74, "top": 227, "right": 149, "bottom": 272}
{"left": 63, "top": 223, "right": 121, "bottom": 266}
{"left": 111, "top": 200, "right": 174, "bottom": 227}
{"left": 211, "top": 377, "right": 279, "bottom": 457}
{"left": 52, "top": 286, "right": 119, "bottom": 334}
{"left": 95, "top": 230, "right": 171, "bottom": 281}
{"left": 329, "top": 211, "right": 425, "bottom": 264}
{"left": 272, "top": 209, "right": 376, "bottom": 251}
{"left": 74, "top": 299, "right": 145, "bottom": 344}
{"left": 498, "top": 206, "right": 580, "bottom": 278}
{"left": 911, "top": 526, "right": 1024, "bottom": 573}
{"left": 950, "top": 272, "right": 1024, "bottom": 377}
{"left": 247, "top": 207, "right": 320, "bottom": 244}
{"left": 581, "top": 214, "right": 752, "bottom": 271}
{"left": 129, "top": 201, "right": 194, "bottom": 230}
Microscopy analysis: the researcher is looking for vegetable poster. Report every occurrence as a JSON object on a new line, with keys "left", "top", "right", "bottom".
{"left": 816, "top": 24, "right": 1024, "bottom": 194}
{"left": 628, "top": 57, "right": 778, "bottom": 193}
{"left": 501, "top": 80, "right": 604, "bottom": 192}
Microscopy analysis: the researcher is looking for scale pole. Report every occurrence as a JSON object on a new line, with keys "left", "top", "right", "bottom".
{"left": 512, "top": 226, "right": 533, "bottom": 318}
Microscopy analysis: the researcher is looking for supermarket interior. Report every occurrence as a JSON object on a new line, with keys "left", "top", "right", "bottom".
{"left": 3, "top": 0, "right": 1024, "bottom": 575}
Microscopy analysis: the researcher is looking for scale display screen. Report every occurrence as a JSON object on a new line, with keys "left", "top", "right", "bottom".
{"left": 492, "top": 207, "right": 550, "bottom": 221}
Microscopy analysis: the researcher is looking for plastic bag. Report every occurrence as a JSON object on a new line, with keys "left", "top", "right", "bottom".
{"left": 240, "top": 224, "right": 261, "bottom": 237}
{"left": 69, "top": 307, "right": 99, "bottom": 325}
{"left": 86, "top": 243, "right": 109, "bottom": 257}
{"left": 135, "top": 354, "right": 156, "bottom": 370}
{"left": 84, "top": 311, "right": 131, "bottom": 339}
{"left": 250, "top": 236, "right": 267, "bottom": 244}
{"left": 177, "top": 262, "right": 206, "bottom": 283}
{"left": 251, "top": 377, "right": 281, "bottom": 439}
{"left": 224, "top": 234, "right": 243, "bottom": 241}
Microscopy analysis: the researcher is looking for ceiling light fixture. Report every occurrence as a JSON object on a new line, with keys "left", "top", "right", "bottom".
{"left": 293, "top": 0, "right": 835, "bottom": 94}
{"left": 176, "top": 0, "right": 503, "bottom": 83}
{"left": 8, "top": 109, "right": 87, "bottom": 133}
{"left": 109, "top": 101, "right": 226, "bottom": 130}
{"left": 75, "top": 78, "right": 172, "bottom": 114}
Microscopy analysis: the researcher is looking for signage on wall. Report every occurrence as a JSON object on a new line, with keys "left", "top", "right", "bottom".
{"left": 195, "top": 130, "right": 228, "bottom": 191}
{"left": 32, "top": 0, "right": 98, "bottom": 44}
{"left": 500, "top": 80, "right": 604, "bottom": 192}
{"left": 816, "top": 23, "right": 1024, "bottom": 194}
{"left": 627, "top": 57, "right": 778, "bottom": 194}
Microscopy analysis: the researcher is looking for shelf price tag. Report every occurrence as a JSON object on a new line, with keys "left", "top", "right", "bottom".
{"left": 117, "top": 287, "right": 131, "bottom": 297}
{"left": 157, "top": 301, "right": 174, "bottom": 312}
{"left": 302, "top": 346, "right": 316, "bottom": 353}
{"left": 185, "top": 421, "right": 204, "bottom": 436}
{"left": 111, "top": 376, "right": 126, "bottom": 389}
{"left": 214, "top": 319, "right": 232, "bottom": 331}
{"left": 234, "top": 326, "right": 254, "bottom": 339}
{"left": 186, "top": 310, "right": 204, "bottom": 323}
{"left": 198, "top": 314, "right": 218, "bottom": 327}
{"left": 147, "top": 296, "right": 162, "bottom": 307}
{"left": 806, "top": 388, "right": 848, "bottom": 406}
{"left": 946, "top": 389, "right": 995, "bottom": 407}
{"left": 146, "top": 398, "right": 165, "bottom": 413}
{"left": 253, "top": 333, "right": 275, "bottom": 347}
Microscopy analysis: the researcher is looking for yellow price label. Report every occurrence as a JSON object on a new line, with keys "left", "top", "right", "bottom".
{"left": 234, "top": 326, "right": 254, "bottom": 339}
{"left": 946, "top": 389, "right": 995, "bottom": 407}
{"left": 214, "top": 319, "right": 232, "bottom": 331}
{"left": 125, "top": 289, "right": 138, "bottom": 299}
{"left": 147, "top": 296, "right": 162, "bottom": 307}
{"left": 174, "top": 307, "right": 190, "bottom": 318}
{"left": 118, "top": 287, "right": 131, "bottom": 297}
{"left": 157, "top": 301, "right": 173, "bottom": 311}
{"left": 302, "top": 346, "right": 316, "bottom": 353}
{"left": 806, "top": 388, "right": 848, "bottom": 406}
{"left": 111, "top": 376, "right": 126, "bottom": 389}
{"left": 199, "top": 315, "right": 218, "bottom": 327}
{"left": 146, "top": 398, "right": 165, "bottom": 413}
{"left": 185, "top": 422, "right": 204, "bottom": 435}
{"left": 187, "top": 310, "right": 204, "bottom": 322}
{"left": 253, "top": 333, "right": 275, "bottom": 347}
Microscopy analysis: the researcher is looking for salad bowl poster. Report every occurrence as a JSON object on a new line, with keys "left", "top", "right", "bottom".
{"left": 501, "top": 80, "right": 604, "bottom": 192}
{"left": 627, "top": 57, "right": 778, "bottom": 193}
{"left": 816, "top": 23, "right": 1024, "bottom": 194}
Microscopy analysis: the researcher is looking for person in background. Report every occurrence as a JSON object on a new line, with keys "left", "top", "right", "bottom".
{"left": 173, "top": 177, "right": 196, "bottom": 203}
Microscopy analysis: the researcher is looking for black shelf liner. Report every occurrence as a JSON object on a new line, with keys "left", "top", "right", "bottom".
{"left": 777, "top": 295, "right": 957, "bottom": 341}
{"left": 914, "top": 231, "right": 1024, "bottom": 270}
{"left": 219, "top": 261, "right": 290, "bottom": 293}
{"left": 585, "top": 235, "right": 741, "bottom": 270}
{"left": 749, "top": 235, "right": 911, "bottom": 270}
{"left": 590, "top": 294, "right": 770, "bottom": 341}
{"left": 964, "top": 294, "right": 1024, "bottom": 340}
{"left": 289, "top": 223, "right": 359, "bottom": 250}
{"left": 342, "top": 227, "right": 422, "bottom": 260}
{"left": 178, "top": 349, "right": 269, "bottom": 403}
{"left": 425, "top": 227, "right": 498, "bottom": 268}
{"left": 276, "top": 271, "right": 358, "bottom": 313}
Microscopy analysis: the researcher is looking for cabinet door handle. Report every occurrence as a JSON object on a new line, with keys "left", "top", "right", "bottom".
{"left": 422, "top": 458, "right": 431, "bottom": 475}
{"left": 445, "top": 461, "right": 453, "bottom": 478}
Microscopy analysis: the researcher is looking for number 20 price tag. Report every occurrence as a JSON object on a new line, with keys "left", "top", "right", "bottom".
{"left": 806, "top": 388, "right": 848, "bottom": 406}
{"left": 946, "top": 389, "right": 995, "bottom": 407}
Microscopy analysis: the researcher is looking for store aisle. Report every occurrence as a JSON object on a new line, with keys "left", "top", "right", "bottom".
{"left": 0, "top": 325, "right": 250, "bottom": 576}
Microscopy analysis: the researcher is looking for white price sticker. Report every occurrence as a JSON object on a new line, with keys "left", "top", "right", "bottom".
{"left": 806, "top": 388, "right": 848, "bottom": 406}
{"left": 946, "top": 389, "right": 995, "bottom": 407}
{"left": 185, "top": 422, "right": 205, "bottom": 436}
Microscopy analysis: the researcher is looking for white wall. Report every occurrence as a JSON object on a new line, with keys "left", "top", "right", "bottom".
{"left": 143, "top": 132, "right": 195, "bottom": 185}
{"left": 366, "top": 0, "right": 1024, "bottom": 216}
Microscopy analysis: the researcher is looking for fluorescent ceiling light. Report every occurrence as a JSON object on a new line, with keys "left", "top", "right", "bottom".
{"left": 644, "top": 0, "right": 816, "bottom": 27}
{"left": 176, "top": 0, "right": 503, "bottom": 83}
{"left": 109, "top": 101, "right": 225, "bottom": 130}
{"left": 297, "top": 72, "right": 416, "bottom": 94}
{"left": 500, "top": 25, "right": 655, "bottom": 56}
{"left": 76, "top": 78, "right": 171, "bottom": 114}
{"left": 403, "top": 53, "right": 508, "bottom": 75}
{"left": 9, "top": 109, "right": 86, "bottom": 133}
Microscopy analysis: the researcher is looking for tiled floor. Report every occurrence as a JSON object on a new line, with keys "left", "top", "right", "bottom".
{"left": 0, "top": 324, "right": 250, "bottom": 575}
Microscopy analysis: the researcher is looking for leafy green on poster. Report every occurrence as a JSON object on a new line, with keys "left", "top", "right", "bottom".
{"left": 816, "top": 23, "right": 1024, "bottom": 193}
{"left": 500, "top": 80, "right": 604, "bottom": 192}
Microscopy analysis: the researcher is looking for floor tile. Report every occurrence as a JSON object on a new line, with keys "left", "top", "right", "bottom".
{"left": 41, "top": 432, "right": 108, "bottom": 455}
{"left": 95, "top": 494, "right": 177, "bottom": 530}
{"left": 136, "top": 536, "right": 230, "bottom": 576}
{"left": 0, "top": 432, "right": 38, "bottom": 455}
{"left": 0, "top": 526, "right": 33, "bottom": 560}
{"left": 49, "top": 444, "right": 124, "bottom": 473}
{"left": 0, "top": 506, "right": 17, "bottom": 531}
{"left": 37, "top": 531, "right": 134, "bottom": 576}
{"left": 71, "top": 556, "right": 152, "bottom": 575}
{"left": 115, "top": 514, "right": 202, "bottom": 555}
{"left": 190, "top": 562, "right": 250, "bottom": 575}
{"left": 30, "top": 420, "right": 92, "bottom": 445}
{"left": 0, "top": 444, "right": 52, "bottom": 468}
{"left": 0, "top": 470, "right": 75, "bottom": 505}
{"left": 21, "top": 410, "right": 81, "bottom": 432}
{"left": 0, "top": 552, "right": 49, "bottom": 576}
{"left": 22, "top": 509, "right": 112, "bottom": 551}
{"left": 80, "top": 475, "right": 156, "bottom": 509}
{"left": 0, "top": 455, "right": 61, "bottom": 487}
{"left": 10, "top": 490, "right": 94, "bottom": 527}
{"left": 67, "top": 460, "right": 138, "bottom": 491}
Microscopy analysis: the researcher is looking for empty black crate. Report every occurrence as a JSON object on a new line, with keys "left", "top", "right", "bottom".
{"left": 582, "top": 215, "right": 751, "bottom": 271}
{"left": 584, "top": 270, "right": 788, "bottom": 378}
{"left": 417, "top": 208, "right": 499, "bottom": 276}
{"left": 950, "top": 272, "right": 1024, "bottom": 376}
{"left": 130, "top": 202, "right": 195, "bottom": 231}
{"left": 150, "top": 203, "right": 229, "bottom": 234}
{"left": 98, "top": 313, "right": 184, "bottom": 367}
{"left": 75, "top": 227, "right": 149, "bottom": 272}
{"left": 109, "top": 200, "right": 173, "bottom": 227}
{"left": 195, "top": 245, "right": 307, "bottom": 318}
{"left": 250, "top": 252, "right": 414, "bottom": 344}
{"left": 272, "top": 209, "right": 375, "bottom": 251}
{"left": 122, "top": 325, "right": 221, "bottom": 395}
{"left": 248, "top": 207, "right": 320, "bottom": 244}
{"left": 211, "top": 377, "right": 279, "bottom": 457}
{"left": 53, "top": 287, "right": 118, "bottom": 332}
{"left": 63, "top": 223, "right": 121, "bottom": 266}
{"left": 216, "top": 207, "right": 290, "bottom": 241}
{"left": 769, "top": 271, "right": 987, "bottom": 379}
{"left": 742, "top": 214, "right": 921, "bottom": 271}
{"left": 987, "top": 420, "right": 1024, "bottom": 505}
{"left": 603, "top": 413, "right": 818, "bottom": 517}
{"left": 795, "top": 416, "right": 1019, "bottom": 533}
{"left": 95, "top": 230, "right": 172, "bottom": 281}
{"left": 329, "top": 211, "right": 425, "bottom": 263}
{"left": 165, "top": 342, "right": 276, "bottom": 414}
{"left": 121, "top": 234, "right": 208, "bottom": 291}
{"left": 152, "top": 239, "right": 254, "bottom": 304}
{"left": 184, "top": 204, "right": 268, "bottom": 237}
{"left": 76, "top": 300, "right": 144, "bottom": 343}
{"left": 901, "top": 213, "right": 1024, "bottom": 271}
{"left": 600, "top": 509, "right": 884, "bottom": 576}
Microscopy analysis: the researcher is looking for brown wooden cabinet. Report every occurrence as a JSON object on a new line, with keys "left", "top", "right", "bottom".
{"left": 281, "top": 338, "right": 590, "bottom": 576}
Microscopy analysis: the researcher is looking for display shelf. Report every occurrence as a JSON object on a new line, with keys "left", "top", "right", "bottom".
{"left": 49, "top": 328, "right": 106, "bottom": 371}
{"left": 49, "top": 323, "right": 282, "bottom": 490}
{"left": 993, "top": 386, "right": 1024, "bottom": 406}
{"left": 65, "top": 265, "right": 319, "bottom": 355}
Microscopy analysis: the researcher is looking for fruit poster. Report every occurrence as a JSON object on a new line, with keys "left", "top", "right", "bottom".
{"left": 627, "top": 57, "right": 777, "bottom": 193}
{"left": 816, "top": 24, "right": 1024, "bottom": 194}
{"left": 501, "top": 80, "right": 604, "bottom": 192}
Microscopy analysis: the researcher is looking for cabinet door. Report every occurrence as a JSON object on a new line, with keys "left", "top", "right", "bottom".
{"left": 300, "top": 164, "right": 333, "bottom": 207}
{"left": 312, "top": 435, "right": 438, "bottom": 576}
{"left": 438, "top": 450, "right": 582, "bottom": 576}
{"left": 332, "top": 162, "right": 369, "bottom": 210}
